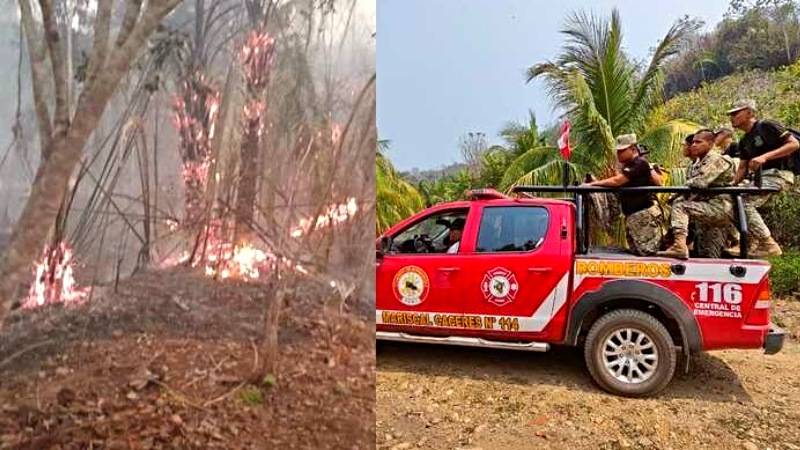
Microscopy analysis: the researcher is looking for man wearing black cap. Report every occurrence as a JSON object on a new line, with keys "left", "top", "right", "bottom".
{"left": 714, "top": 126, "right": 739, "bottom": 158}
{"left": 727, "top": 99, "right": 799, "bottom": 257}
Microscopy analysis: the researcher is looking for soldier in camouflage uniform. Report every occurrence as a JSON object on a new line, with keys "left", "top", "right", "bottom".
{"left": 726, "top": 99, "right": 799, "bottom": 257}
{"left": 694, "top": 221, "right": 728, "bottom": 258}
{"left": 659, "top": 130, "right": 736, "bottom": 259}
{"left": 686, "top": 129, "right": 737, "bottom": 258}
{"left": 624, "top": 202, "right": 664, "bottom": 255}
{"left": 585, "top": 134, "right": 664, "bottom": 256}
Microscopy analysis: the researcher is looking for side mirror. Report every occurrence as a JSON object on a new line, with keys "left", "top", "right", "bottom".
{"left": 378, "top": 236, "right": 392, "bottom": 255}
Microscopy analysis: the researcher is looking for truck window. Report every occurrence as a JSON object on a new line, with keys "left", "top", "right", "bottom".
{"left": 391, "top": 209, "right": 468, "bottom": 254}
{"left": 476, "top": 206, "right": 548, "bottom": 253}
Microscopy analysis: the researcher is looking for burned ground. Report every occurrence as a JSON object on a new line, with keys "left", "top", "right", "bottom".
{"left": 0, "top": 268, "right": 374, "bottom": 449}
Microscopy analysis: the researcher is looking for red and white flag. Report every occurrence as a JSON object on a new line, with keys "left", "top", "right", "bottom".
{"left": 557, "top": 120, "right": 571, "bottom": 160}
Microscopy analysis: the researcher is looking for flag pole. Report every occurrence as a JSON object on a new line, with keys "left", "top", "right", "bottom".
{"left": 558, "top": 120, "right": 572, "bottom": 191}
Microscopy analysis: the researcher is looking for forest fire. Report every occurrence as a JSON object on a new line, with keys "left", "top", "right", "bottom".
{"left": 172, "top": 74, "right": 221, "bottom": 228}
{"left": 23, "top": 242, "right": 91, "bottom": 309}
{"left": 240, "top": 31, "right": 276, "bottom": 90}
{"left": 200, "top": 241, "right": 311, "bottom": 281}
{"left": 291, "top": 197, "right": 359, "bottom": 238}
{"left": 204, "top": 242, "right": 273, "bottom": 280}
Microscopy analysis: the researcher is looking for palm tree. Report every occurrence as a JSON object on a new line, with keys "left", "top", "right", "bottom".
{"left": 511, "top": 9, "right": 699, "bottom": 187}
{"left": 499, "top": 110, "right": 549, "bottom": 157}
{"left": 376, "top": 141, "right": 425, "bottom": 234}
{"left": 693, "top": 54, "right": 720, "bottom": 82}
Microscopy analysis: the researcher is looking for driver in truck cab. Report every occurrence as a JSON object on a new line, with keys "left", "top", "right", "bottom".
{"left": 445, "top": 217, "right": 465, "bottom": 254}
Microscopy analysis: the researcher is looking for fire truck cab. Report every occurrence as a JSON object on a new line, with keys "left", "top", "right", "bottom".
{"left": 376, "top": 188, "right": 785, "bottom": 397}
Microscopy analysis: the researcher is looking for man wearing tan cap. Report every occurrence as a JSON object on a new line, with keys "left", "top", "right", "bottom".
{"left": 584, "top": 133, "right": 664, "bottom": 256}
{"left": 727, "top": 99, "right": 798, "bottom": 257}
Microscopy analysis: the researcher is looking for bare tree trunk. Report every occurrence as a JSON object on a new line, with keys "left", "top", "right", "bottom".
{"left": 784, "top": 26, "right": 792, "bottom": 64}
{"left": 18, "top": 0, "right": 53, "bottom": 155}
{"left": 235, "top": 105, "right": 262, "bottom": 240}
{"left": 0, "top": 0, "right": 181, "bottom": 329}
{"left": 254, "top": 278, "right": 284, "bottom": 380}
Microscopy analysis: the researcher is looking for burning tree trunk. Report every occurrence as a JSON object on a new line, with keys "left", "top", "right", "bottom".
{"left": 0, "top": 0, "right": 181, "bottom": 329}
{"left": 234, "top": 30, "right": 275, "bottom": 241}
{"left": 173, "top": 74, "right": 220, "bottom": 230}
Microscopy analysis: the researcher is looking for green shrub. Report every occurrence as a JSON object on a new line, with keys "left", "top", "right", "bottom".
{"left": 662, "top": 62, "right": 800, "bottom": 130}
{"left": 768, "top": 251, "right": 800, "bottom": 297}
{"left": 238, "top": 386, "right": 264, "bottom": 406}
{"left": 762, "top": 190, "right": 800, "bottom": 251}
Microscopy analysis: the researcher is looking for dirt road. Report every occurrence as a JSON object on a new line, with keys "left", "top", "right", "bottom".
{"left": 377, "top": 300, "right": 800, "bottom": 450}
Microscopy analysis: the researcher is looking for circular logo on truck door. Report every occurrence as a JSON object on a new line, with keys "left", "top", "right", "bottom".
{"left": 393, "top": 266, "right": 430, "bottom": 306}
{"left": 482, "top": 267, "right": 519, "bottom": 307}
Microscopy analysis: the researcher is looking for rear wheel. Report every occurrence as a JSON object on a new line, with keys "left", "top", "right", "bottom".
{"left": 584, "top": 309, "right": 676, "bottom": 397}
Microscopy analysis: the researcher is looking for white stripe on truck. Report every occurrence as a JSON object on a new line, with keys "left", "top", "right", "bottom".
{"left": 377, "top": 272, "right": 571, "bottom": 333}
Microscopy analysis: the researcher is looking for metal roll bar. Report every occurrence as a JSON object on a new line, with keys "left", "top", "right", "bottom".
{"left": 510, "top": 184, "right": 779, "bottom": 259}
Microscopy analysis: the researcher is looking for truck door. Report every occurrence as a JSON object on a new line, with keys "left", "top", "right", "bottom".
{"left": 456, "top": 204, "right": 572, "bottom": 340}
{"left": 376, "top": 207, "right": 472, "bottom": 334}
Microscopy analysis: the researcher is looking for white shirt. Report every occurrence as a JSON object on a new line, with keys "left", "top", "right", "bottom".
{"left": 447, "top": 241, "right": 460, "bottom": 254}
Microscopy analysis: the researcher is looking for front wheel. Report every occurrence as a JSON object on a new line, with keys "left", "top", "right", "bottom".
{"left": 584, "top": 309, "right": 676, "bottom": 397}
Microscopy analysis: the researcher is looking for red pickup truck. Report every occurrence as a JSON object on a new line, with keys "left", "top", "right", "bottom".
{"left": 376, "top": 187, "right": 785, "bottom": 397}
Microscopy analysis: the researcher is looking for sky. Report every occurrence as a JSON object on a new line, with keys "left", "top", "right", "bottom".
{"left": 377, "top": 0, "right": 731, "bottom": 171}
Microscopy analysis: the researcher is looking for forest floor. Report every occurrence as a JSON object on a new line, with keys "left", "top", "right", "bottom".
{"left": 377, "top": 299, "right": 800, "bottom": 450}
{"left": 0, "top": 267, "right": 375, "bottom": 449}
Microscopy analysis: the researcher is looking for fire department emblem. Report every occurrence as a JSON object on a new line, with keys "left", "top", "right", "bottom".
{"left": 393, "top": 266, "right": 430, "bottom": 306}
{"left": 481, "top": 267, "right": 518, "bottom": 307}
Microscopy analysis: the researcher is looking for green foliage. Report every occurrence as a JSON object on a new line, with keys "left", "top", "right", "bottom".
{"left": 762, "top": 190, "right": 800, "bottom": 250}
{"left": 662, "top": 61, "right": 800, "bottom": 128}
{"left": 262, "top": 374, "right": 277, "bottom": 388}
{"left": 664, "top": 0, "right": 800, "bottom": 96}
{"left": 376, "top": 146, "right": 425, "bottom": 234}
{"left": 499, "top": 146, "right": 560, "bottom": 190}
{"left": 499, "top": 110, "right": 551, "bottom": 157}
{"left": 238, "top": 386, "right": 264, "bottom": 406}
{"left": 768, "top": 251, "right": 800, "bottom": 296}
{"left": 478, "top": 146, "right": 515, "bottom": 189}
{"left": 417, "top": 169, "right": 477, "bottom": 205}
{"left": 524, "top": 9, "right": 699, "bottom": 187}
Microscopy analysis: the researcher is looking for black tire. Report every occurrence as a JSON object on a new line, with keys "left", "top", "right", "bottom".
{"left": 584, "top": 309, "right": 676, "bottom": 397}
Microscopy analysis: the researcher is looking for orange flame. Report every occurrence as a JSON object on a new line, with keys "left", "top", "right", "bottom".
{"left": 240, "top": 31, "right": 276, "bottom": 89}
{"left": 291, "top": 197, "right": 359, "bottom": 238}
{"left": 160, "top": 199, "right": 358, "bottom": 281}
{"left": 24, "top": 242, "right": 91, "bottom": 309}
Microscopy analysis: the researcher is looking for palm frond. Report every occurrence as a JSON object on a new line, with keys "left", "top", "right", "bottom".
{"left": 639, "top": 119, "right": 699, "bottom": 168}
{"left": 508, "top": 159, "right": 579, "bottom": 189}
{"left": 566, "top": 70, "right": 616, "bottom": 163}
{"left": 499, "top": 146, "right": 559, "bottom": 190}
{"left": 629, "top": 18, "right": 701, "bottom": 131}
{"left": 376, "top": 149, "right": 425, "bottom": 234}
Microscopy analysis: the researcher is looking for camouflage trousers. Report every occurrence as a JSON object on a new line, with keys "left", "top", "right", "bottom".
{"left": 742, "top": 169, "right": 794, "bottom": 241}
{"left": 669, "top": 196, "right": 733, "bottom": 240}
{"left": 694, "top": 222, "right": 738, "bottom": 258}
{"left": 626, "top": 204, "right": 664, "bottom": 256}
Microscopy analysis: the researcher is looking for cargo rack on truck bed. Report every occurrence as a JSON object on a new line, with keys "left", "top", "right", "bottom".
{"left": 509, "top": 184, "right": 779, "bottom": 259}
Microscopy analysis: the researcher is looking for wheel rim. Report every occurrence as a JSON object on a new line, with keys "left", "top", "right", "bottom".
{"left": 601, "top": 327, "right": 659, "bottom": 384}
